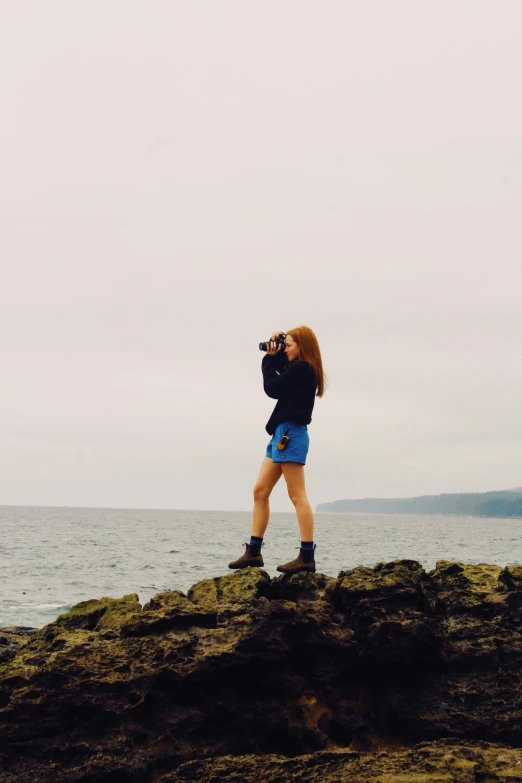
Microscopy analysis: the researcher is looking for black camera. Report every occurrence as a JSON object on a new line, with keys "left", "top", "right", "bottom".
{"left": 259, "top": 334, "right": 286, "bottom": 351}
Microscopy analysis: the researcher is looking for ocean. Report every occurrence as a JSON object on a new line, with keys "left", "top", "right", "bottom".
{"left": 1, "top": 505, "right": 521, "bottom": 629}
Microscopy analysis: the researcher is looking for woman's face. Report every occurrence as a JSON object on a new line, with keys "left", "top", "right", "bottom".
{"left": 285, "top": 334, "right": 300, "bottom": 362}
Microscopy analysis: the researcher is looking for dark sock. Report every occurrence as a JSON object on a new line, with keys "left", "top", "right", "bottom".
{"left": 249, "top": 535, "right": 263, "bottom": 547}
{"left": 300, "top": 540, "right": 314, "bottom": 551}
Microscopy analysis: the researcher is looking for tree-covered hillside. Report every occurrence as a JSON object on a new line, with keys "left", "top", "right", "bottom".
{"left": 316, "top": 488, "right": 522, "bottom": 517}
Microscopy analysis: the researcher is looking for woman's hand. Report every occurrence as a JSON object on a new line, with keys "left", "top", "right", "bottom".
{"left": 267, "top": 331, "right": 285, "bottom": 355}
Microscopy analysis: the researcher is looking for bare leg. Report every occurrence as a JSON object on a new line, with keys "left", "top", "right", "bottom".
{"left": 281, "top": 462, "right": 314, "bottom": 541}
{"left": 252, "top": 457, "right": 283, "bottom": 538}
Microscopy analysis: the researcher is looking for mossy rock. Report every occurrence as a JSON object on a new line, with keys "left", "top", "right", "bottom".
{"left": 187, "top": 568, "right": 271, "bottom": 612}
{"left": 269, "top": 572, "right": 337, "bottom": 603}
{"left": 95, "top": 594, "right": 142, "bottom": 630}
{"left": 337, "top": 559, "right": 426, "bottom": 612}
{"left": 499, "top": 564, "right": 522, "bottom": 591}
{"left": 434, "top": 561, "right": 502, "bottom": 590}
{"left": 430, "top": 562, "right": 504, "bottom": 615}
{"left": 121, "top": 589, "right": 218, "bottom": 637}
{"left": 54, "top": 594, "right": 141, "bottom": 632}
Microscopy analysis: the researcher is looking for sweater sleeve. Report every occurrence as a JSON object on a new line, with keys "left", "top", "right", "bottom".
{"left": 262, "top": 358, "right": 310, "bottom": 399}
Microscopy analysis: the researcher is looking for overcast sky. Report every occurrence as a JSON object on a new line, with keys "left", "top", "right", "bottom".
{"left": 1, "top": 1, "right": 521, "bottom": 513}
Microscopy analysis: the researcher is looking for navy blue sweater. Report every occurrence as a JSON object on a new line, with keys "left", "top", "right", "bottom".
{"left": 262, "top": 350, "right": 317, "bottom": 435}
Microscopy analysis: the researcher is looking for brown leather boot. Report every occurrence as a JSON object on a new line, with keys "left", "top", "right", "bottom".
{"left": 228, "top": 543, "right": 264, "bottom": 569}
{"left": 277, "top": 546, "right": 316, "bottom": 574}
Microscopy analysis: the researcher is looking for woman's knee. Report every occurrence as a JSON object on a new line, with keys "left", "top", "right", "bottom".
{"left": 287, "top": 487, "right": 307, "bottom": 506}
{"left": 253, "top": 484, "right": 271, "bottom": 502}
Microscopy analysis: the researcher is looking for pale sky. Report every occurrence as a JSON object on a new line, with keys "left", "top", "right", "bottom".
{"left": 1, "top": 1, "right": 521, "bottom": 512}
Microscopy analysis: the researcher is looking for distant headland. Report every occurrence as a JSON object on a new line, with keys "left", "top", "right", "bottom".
{"left": 316, "top": 487, "right": 522, "bottom": 517}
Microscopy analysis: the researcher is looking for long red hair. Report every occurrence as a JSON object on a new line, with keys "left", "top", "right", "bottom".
{"left": 286, "top": 325, "right": 328, "bottom": 397}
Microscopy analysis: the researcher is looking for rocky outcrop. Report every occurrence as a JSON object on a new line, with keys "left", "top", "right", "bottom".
{"left": 0, "top": 627, "right": 37, "bottom": 662}
{"left": 2, "top": 559, "right": 522, "bottom": 782}
{"left": 169, "top": 741, "right": 522, "bottom": 781}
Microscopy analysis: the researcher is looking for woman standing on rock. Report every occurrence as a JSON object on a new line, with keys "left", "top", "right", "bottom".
{"left": 229, "top": 325, "right": 327, "bottom": 575}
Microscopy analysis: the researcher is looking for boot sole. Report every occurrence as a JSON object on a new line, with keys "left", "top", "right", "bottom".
{"left": 276, "top": 566, "right": 316, "bottom": 574}
{"left": 228, "top": 562, "right": 264, "bottom": 570}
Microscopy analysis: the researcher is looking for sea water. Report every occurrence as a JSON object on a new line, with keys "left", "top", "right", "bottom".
{"left": 1, "top": 505, "right": 521, "bottom": 628}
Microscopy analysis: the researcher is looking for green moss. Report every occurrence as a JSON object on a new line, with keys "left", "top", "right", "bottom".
{"left": 95, "top": 594, "right": 141, "bottom": 630}
{"left": 54, "top": 594, "right": 141, "bottom": 632}
{"left": 187, "top": 569, "right": 270, "bottom": 611}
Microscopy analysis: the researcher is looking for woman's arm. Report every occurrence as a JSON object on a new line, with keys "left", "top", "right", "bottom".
{"left": 262, "top": 357, "right": 309, "bottom": 399}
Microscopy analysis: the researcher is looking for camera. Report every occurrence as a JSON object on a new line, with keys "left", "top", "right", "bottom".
{"left": 259, "top": 334, "right": 286, "bottom": 351}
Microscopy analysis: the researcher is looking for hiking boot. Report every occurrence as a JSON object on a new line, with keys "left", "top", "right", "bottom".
{"left": 277, "top": 546, "right": 316, "bottom": 574}
{"left": 228, "top": 543, "right": 264, "bottom": 569}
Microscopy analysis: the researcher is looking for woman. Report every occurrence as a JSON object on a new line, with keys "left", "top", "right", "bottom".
{"left": 229, "top": 325, "right": 327, "bottom": 574}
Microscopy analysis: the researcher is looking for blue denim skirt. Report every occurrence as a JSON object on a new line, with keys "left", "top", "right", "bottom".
{"left": 265, "top": 420, "right": 310, "bottom": 465}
